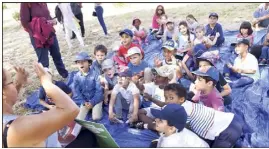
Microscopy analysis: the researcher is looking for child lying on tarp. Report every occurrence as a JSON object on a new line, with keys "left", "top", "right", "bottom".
{"left": 39, "top": 68, "right": 72, "bottom": 110}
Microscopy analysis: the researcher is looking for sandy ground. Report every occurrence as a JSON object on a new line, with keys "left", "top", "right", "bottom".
{"left": 3, "top": 3, "right": 259, "bottom": 114}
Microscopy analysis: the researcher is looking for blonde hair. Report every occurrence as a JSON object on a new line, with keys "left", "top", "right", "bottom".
{"left": 195, "top": 25, "right": 205, "bottom": 33}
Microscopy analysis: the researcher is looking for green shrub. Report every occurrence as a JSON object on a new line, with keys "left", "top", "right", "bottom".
{"left": 12, "top": 11, "right": 20, "bottom": 21}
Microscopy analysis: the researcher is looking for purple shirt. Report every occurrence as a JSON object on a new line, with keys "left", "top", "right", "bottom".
{"left": 192, "top": 88, "right": 224, "bottom": 111}
{"left": 20, "top": 3, "right": 52, "bottom": 33}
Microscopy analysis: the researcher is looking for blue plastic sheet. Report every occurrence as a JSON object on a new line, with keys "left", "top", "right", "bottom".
{"left": 25, "top": 30, "right": 269, "bottom": 147}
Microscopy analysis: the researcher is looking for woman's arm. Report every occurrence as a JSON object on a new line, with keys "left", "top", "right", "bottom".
{"left": 8, "top": 63, "right": 79, "bottom": 147}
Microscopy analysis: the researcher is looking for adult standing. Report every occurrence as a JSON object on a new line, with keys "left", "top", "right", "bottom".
{"left": 71, "top": 3, "right": 85, "bottom": 39}
{"left": 20, "top": 3, "right": 68, "bottom": 78}
{"left": 94, "top": 3, "right": 108, "bottom": 35}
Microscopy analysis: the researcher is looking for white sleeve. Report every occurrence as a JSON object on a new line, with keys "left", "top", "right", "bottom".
{"left": 143, "top": 83, "right": 154, "bottom": 95}
{"left": 130, "top": 83, "right": 140, "bottom": 95}
{"left": 112, "top": 84, "right": 120, "bottom": 95}
{"left": 233, "top": 57, "right": 240, "bottom": 69}
{"left": 247, "top": 55, "right": 258, "bottom": 71}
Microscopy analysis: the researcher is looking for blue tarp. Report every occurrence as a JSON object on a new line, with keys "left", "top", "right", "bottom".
{"left": 25, "top": 30, "right": 269, "bottom": 147}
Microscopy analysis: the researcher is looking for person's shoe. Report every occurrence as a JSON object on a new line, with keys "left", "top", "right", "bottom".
{"left": 224, "top": 76, "right": 232, "bottom": 83}
{"left": 82, "top": 34, "right": 85, "bottom": 38}
{"left": 129, "top": 122, "right": 144, "bottom": 129}
{"left": 70, "top": 36, "right": 76, "bottom": 40}
{"left": 259, "top": 59, "right": 267, "bottom": 66}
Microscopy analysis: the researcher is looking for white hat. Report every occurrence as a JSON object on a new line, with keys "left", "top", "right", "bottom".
{"left": 126, "top": 47, "right": 141, "bottom": 57}
{"left": 152, "top": 65, "right": 174, "bottom": 80}
{"left": 102, "top": 59, "right": 114, "bottom": 71}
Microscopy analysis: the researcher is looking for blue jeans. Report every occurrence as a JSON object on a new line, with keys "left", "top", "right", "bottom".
{"left": 260, "top": 46, "right": 269, "bottom": 60}
{"left": 223, "top": 65, "right": 254, "bottom": 88}
{"left": 95, "top": 6, "right": 107, "bottom": 35}
{"left": 30, "top": 36, "right": 68, "bottom": 78}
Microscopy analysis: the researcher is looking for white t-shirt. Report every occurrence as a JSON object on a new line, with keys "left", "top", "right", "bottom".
{"left": 112, "top": 82, "right": 140, "bottom": 104}
{"left": 176, "top": 33, "right": 195, "bottom": 56}
{"left": 157, "top": 128, "right": 209, "bottom": 147}
{"left": 234, "top": 53, "right": 260, "bottom": 82}
{"left": 58, "top": 3, "right": 76, "bottom": 27}
{"left": 144, "top": 82, "right": 165, "bottom": 108}
{"left": 182, "top": 100, "right": 234, "bottom": 140}
{"left": 132, "top": 26, "right": 145, "bottom": 34}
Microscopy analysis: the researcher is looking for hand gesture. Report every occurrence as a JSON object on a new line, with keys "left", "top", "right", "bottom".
{"left": 109, "top": 112, "right": 117, "bottom": 122}
{"left": 85, "top": 102, "right": 93, "bottom": 109}
{"left": 34, "top": 63, "right": 52, "bottom": 85}
{"left": 128, "top": 114, "right": 138, "bottom": 123}
{"left": 143, "top": 92, "right": 152, "bottom": 101}
{"left": 14, "top": 66, "right": 29, "bottom": 86}
{"left": 154, "top": 56, "right": 162, "bottom": 67}
{"left": 216, "top": 32, "right": 220, "bottom": 38}
{"left": 227, "top": 63, "right": 233, "bottom": 69}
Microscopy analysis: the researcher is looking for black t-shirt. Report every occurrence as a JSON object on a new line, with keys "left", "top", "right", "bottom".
{"left": 39, "top": 80, "right": 72, "bottom": 103}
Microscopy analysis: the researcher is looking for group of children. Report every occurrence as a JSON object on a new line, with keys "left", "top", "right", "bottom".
{"left": 37, "top": 4, "right": 269, "bottom": 148}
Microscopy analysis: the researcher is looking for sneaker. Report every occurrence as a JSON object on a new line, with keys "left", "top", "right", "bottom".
{"left": 129, "top": 122, "right": 144, "bottom": 129}
{"left": 70, "top": 36, "right": 76, "bottom": 40}
{"left": 259, "top": 59, "right": 267, "bottom": 66}
{"left": 224, "top": 77, "right": 232, "bottom": 83}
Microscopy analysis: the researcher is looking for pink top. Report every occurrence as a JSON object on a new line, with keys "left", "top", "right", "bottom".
{"left": 192, "top": 88, "right": 224, "bottom": 111}
{"left": 152, "top": 15, "right": 160, "bottom": 29}
{"left": 236, "top": 34, "right": 254, "bottom": 46}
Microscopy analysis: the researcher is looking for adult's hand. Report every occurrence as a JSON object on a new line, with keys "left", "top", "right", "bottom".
{"left": 14, "top": 66, "right": 29, "bottom": 86}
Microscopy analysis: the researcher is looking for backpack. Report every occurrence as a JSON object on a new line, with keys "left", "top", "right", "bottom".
{"left": 55, "top": 5, "right": 63, "bottom": 24}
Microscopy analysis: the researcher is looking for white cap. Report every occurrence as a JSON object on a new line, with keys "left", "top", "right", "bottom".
{"left": 126, "top": 46, "right": 141, "bottom": 57}
{"left": 102, "top": 59, "right": 114, "bottom": 71}
{"left": 153, "top": 65, "right": 174, "bottom": 80}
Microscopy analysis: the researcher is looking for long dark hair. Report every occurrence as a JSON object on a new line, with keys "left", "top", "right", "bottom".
{"left": 179, "top": 21, "right": 191, "bottom": 43}
{"left": 186, "top": 14, "right": 197, "bottom": 22}
{"left": 155, "top": 5, "right": 165, "bottom": 17}
{"left": 239, "top": 21, "right": 253, "bottom": 36}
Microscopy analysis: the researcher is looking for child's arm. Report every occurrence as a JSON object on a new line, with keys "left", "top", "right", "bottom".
{"left": 108, "top": 92, "right": 117, "bottom": 121}
{"left": 144, "top": 93, "right": 166, "bottom": 107}
{"left": 88, "top": 75, "right": 104, "bottom": 108}
{"left": 182, "top": 54, "right": 190, "bottom": 64}
{"left": 73, "top": 75, "right": 86, "bottom": 105}
{"left": 179, "top": 61, "right": 195, "bottom": 81}
{"left": 39, "top": 99, "right": 55, "bottom": 109}
{"left": 129, "top": 93, "right": 140, "bottom": 123}
{"left": 208, "top": 32, "right": 220, "bottom": 45}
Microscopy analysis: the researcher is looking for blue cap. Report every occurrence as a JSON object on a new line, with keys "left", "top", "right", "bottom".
{"left": 151, "top": 104, "right": 187, "bottom": 132}
{"left": 192, "top": 66, "right": 219, "bottom": 82}
{"left": 75, "top": 52, "right": 91, "bottom": 62}
{"left": 162, "top": 39, "right": 177, "bottom": 51}
{"left": 193, "top": 44, "right": 207, "bottom": 58}
{"left": 119, "top": 29, "right": 133, "bottom": 38}
{"left": 209, "top": 12, "right": 218, "bottom": 18}
{"left": 119, "top": 70, "right": 132, "bottom": 77}
{"left": 196, "top": 55, "right": 215, "bottom": 66}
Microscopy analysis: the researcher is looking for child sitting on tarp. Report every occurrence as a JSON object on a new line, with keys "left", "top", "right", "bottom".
{"left": 194, "top": 25, "right": 220, "bottom": 48}
{"left": 186, "top": 14, "right": 199, "bottom": 34}
{"left": 162, "top": 19, "right": 177, "bottom": 43}
{"left": 39, "top": 68, "right": 72, "bottom": 110}
{"left": 224, "top": 39, "right": 260, "bottom": 88}
{"left": 72, "top": 52, "right": 104, "bottom": 121}
{"left": 259, "top": 32, "right": 269, "bottom": 65}
{"left": 100, "top": 59, "right": 118, "bottom": 105}
{"left": 91, "top": 44, "right": 108, "bottom": 75}
{"left": 205, "top": 12, "right": 225, "bottom": 47}
{"left": 108, "top": 70, "right": 140, "bottom": 124}
{"left": 152, "top": 14, "right": 168, "bottom": 40}
{"left": 113, "top": 29, "right": 144, "bottom": 69}
{"left": 132, "top": 17, "right": 147, "bottom": 45}
{"left": 191, "top": 66, "right": 224, "bottom": 111}
{"left": 174, "top": 21, "right": 195, "bottom": 60}
{"left": 149, "top": 83, "right": 243, "bottom": 148}
{"left": 151, "top": 104, "right": 209, "bottom": 147}
{"left": 133, "top": 65, "right": 174, "bottom": 130}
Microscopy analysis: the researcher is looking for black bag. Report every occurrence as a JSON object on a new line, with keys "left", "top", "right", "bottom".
{"left": 92, "top": 11, "right": 97, "bottom": 17}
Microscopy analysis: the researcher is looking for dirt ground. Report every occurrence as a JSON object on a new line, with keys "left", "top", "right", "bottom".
{"left": 2, "top": 3, "right": 259, "bottom": 115}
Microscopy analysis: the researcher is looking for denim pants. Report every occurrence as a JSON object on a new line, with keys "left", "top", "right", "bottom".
{"left": 260, "top": 46, "right": 269, "bottom": 60}
{"left": 95, "top": 6, "right": 107, "bottom": 35}
{"left": 223, "top": 65, "right": 254, "bottom": 88}
{"left": 114, "top": 93, "right": 134, "bottom": 119}
{"left": 30, "top": 36, "right": 68, "bottom": 78}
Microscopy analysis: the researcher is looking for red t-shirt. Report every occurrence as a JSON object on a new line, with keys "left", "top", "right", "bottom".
{"left": 117, "top": 43, "right": 144, "bottom": 64}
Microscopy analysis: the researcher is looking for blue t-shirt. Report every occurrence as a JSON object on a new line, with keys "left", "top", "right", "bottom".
{"left": 205, "top": 23, "right": 225, "bottom": 46}
{"left": 105, "top": 73, "right": 118, "bottom": 90}
{"left": 127, "top": 60, "right": 149, "bottom": 75}
{"left": 39, "top": 80, "right": 72, "bottom": 104}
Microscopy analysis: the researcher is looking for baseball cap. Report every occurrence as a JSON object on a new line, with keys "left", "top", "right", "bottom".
{"left": 151, "top": 104, "right": 187, "bottom": 132}
{"left": 193, "top": 44, "right": 207, "bottom": 58}
{"left": 119, "top": 29, "right": 133, "bottom": 38}
{"left": 196, "top": 55, "right": 215, "bottom": 67}
{"left": 209, "top": 12, "right": 218, "bottom": 18}
{"left": 74, "top": 52, "right": 91, "bottom": 62}
{"left": 119, "top": 70, "right": 132, "bottom": 77}
{"left": 162, "top": 39, "right": 177, "bottom": 51}
{"left": 236, "top": 38, "right": 250, "bottom": 47}
{"left": 126, "top": 46, "right": 141, "bottom": 57}
{"left": 192, "top": 66, "right": 219, "bottom": 82}
{"left": 102, "top": 59, "right": 114, "bottom": 71}
{"left": 152, "top": 65, "right": 174, "bottom": 80}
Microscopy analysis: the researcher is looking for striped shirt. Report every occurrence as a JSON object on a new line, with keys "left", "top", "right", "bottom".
{"left": 182, "top": 100, "right": 234, "bottom": 140}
